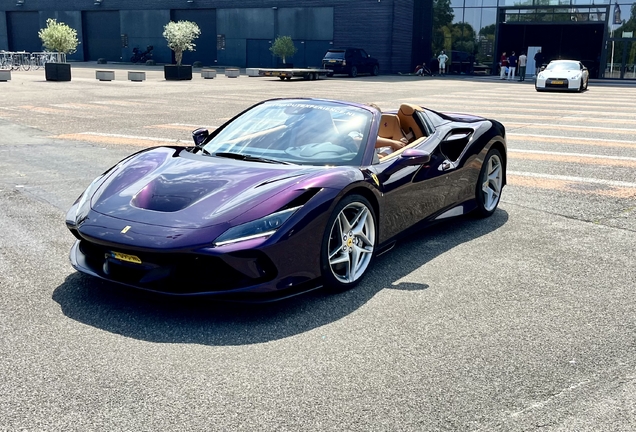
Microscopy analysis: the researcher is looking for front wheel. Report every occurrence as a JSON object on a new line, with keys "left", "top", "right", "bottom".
{"left": 474, "top": 149, "right": 504, "bottom": 218}
{"left": 321, "top": 195, "right": 376, "bottom": 291}
{"left": 349, "top": 66, "right": 358, "bottom": 78}
{"left": 371, "top": 65, "right": 379, "bottom": 76}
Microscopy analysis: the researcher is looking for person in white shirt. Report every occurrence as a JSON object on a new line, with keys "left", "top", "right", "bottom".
{"left": 437, "top": 51, "right": 449, "bottom": 76}
{"left": 518, "top": 52, "right": 528, "bottom": 81}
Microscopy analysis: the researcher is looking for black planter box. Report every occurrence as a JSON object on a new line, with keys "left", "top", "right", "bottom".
{"left": 45, "top": 63, "right": 71, "bottom": 82}
{"left": 164, "top": 65, "right": 193, "bottom": 81}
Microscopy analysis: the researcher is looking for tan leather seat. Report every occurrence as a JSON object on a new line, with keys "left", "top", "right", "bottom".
{"left": 397, "top": 103, "right": 425, "bottom": 141}
{"left": 378, "top": 114, "right": 404, "bottom": 142}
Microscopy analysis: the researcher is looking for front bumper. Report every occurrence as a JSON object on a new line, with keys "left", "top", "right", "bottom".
{"left": 67, "top": 205, "right": 332, "bottom": 299}
{"left": 536, "top": 77, "right": 581, "bottom": 91}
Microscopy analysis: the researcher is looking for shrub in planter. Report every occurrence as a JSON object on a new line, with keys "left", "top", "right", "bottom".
{"left": 270, "top": 36, "right": 297, "bottom": 67}
{"left": 162, "top": 20, "right": 200, "bottom": 81}
{"left": 38, "top": 19, "right": 78, "bottom": 82}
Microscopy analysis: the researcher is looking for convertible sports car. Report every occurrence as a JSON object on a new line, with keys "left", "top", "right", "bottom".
{"left": 66, "top": 98, "right": 506, "bottom": 300}
{"left": 535, "top": 60, "right": 589, "bottom": 92}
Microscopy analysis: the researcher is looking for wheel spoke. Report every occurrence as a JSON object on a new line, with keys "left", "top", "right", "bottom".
{"left": 357, "top": 232, "right": 372, "bottom": 247}
{"left": 338, "top": 212, "right": 351, "bottom": 234}
{"left": 351, "top": 208, "right": 368, "bottom": 234}
{"left": 330, "top": 250, "right": 349, "bottom": 266}
{"left": 329, "top": 245, "right": 343, "bottom": 260}
{"left": 349, "top": 245, "right": 360, "bottom": 282}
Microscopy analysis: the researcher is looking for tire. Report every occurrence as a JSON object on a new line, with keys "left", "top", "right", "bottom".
{"left": 584, "top": 77, "right": 589, "bottom": 90}
{"left": 578, "top": 80, "right": 584, "bottom": 93}
{"left": 371, "top": 65, "right": 379, "bottom": 76}
{"left": 349, "top": 66, "right": 358, "bottom": 78}
{"left": 321, "top": 195, "right": 377, "bottom": 291}
{"left": 303, "top": 74, "right": 310, "bottom": 80}
{"left": 474, "top": 149, "right": 504, "bottom": 218}
{"left": 279, "top": 76, "right": 285, "bottom": 81}
{"left": 327, "top": 72, "right": 334, "bottom": 77}
{"left": 285, "top": 76, "right": 291, "bottom": 81}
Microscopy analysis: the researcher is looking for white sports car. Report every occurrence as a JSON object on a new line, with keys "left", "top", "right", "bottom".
{"left": 535, "top": 60, "right": 589, "bottom": 92}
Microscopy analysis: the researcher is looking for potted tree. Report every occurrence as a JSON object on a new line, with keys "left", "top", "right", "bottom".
{"left": 270, "top": 36, "right": 297, "bottom": 68}
{"left": 163, "top": 20, "right": 201, "bottom": 81}
{"left": 38, "top": 18, "right": 79, "bottom": 82}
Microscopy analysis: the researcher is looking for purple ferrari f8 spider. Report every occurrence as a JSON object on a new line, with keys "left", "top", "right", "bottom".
{"left": 66, "top": 98, "right": 506, "bottom": 300}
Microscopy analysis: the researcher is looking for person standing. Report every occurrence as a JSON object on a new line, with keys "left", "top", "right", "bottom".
{"left": 518, "top": 52, "right": 527, "bottom": 81}
{"left": 437, "top": 51, "right": 449, "bottom": 76}
{"left": 499, "top": 52, "right": 508, "bottom": 79}
{"left": 508, "top": 51, "right": 518, "bottom": 80}
{"left": 534, "top": 49, "right": 544, "bottom": 76}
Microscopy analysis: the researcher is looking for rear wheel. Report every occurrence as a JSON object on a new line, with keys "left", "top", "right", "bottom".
{"left": 279, "top": 76, "right": 285, "bottom": 81}
{"left": 349, "top": 66, "right": 358, "bottom": 78}
{"left": 474, "top": 149, "right": 504, "bottom": 218}
{"left": 321, "top": 195, "right": 376, "bottom": 291}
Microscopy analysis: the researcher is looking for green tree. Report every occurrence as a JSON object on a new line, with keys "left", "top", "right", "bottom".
{"left": 270, "top": 36, "right": 297, "bottom": 64}
{"left": 38, "top": 18, "right": 79, "bottom": 59}
{"left": 163, "top": 20, "right": 201, "bottom": 66}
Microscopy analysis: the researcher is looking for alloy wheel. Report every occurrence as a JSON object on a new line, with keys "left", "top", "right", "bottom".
{"left": 481, "top": 153, "right": 503, "bottom": 212}
{"left": 327, "top": 201, "right": 375, "bottom": 284}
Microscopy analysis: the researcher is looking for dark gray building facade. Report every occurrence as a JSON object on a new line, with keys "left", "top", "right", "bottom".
{"left": 0, "top": 0, "right": 433, "bottom": 73}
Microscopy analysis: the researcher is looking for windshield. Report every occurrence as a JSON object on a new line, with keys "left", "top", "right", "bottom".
{"left": 324, "top": 51, "right": 345, "bottom": 59}
{"left": 202, "top": 100, "right": 372, "bottom": 166}
{"left": 546, "top": 61, "right": 580, "bottom": 71}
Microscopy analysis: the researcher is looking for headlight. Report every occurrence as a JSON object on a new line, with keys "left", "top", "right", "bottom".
{"left": 214, "top": 206, "right": 300, "bottom": 247}
{"left": 570, "top": 73, "right": 581, "bottom": 79}
{"left": 342, "top": 60, "right": 346, "bottom": 66}
{"left": 75, "top": 175, "right": 104, "bottom": 223}
{"left": 538, "top": 73, "right": 544, "bottom": 79}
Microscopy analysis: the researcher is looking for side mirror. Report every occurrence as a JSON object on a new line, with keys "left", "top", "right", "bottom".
{"left": 192, "top": 128, "right": 209, "bottom": 146}
{"left": 399, "top": 148, "right": 431, "bottom": 165}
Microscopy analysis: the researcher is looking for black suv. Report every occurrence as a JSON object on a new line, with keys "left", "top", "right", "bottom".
{"left": 322, "top": 48, "right": 380, "bottom": 77}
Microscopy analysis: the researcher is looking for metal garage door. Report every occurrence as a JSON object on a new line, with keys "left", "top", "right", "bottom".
{"left": 7, "top": 11, "right": 40, "bottom": 52}
{"left": 246, "top": 39, "right": 274, "bottom": 68}
{"left": 82, "top": 11, "right": 121, "bottom": 62}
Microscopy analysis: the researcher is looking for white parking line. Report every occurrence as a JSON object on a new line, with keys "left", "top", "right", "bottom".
{"left": 74, "top": 132, "right": 181, "bottom": 142}
{"left": 506, "top": 122, "right": 636, "bottom": 133}
{"left": 507, "top": 133, "right": 636, "bottom": 145}
{"left": 508, "top": 149, "right": 636, "bottom": 161}
{"left": 508, "top": 171, "right": 636, "bottom": 188}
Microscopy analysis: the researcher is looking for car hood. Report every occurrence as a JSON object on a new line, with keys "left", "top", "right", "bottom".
{"left": 90, "top": 147, "right": 324, "bottom": 229}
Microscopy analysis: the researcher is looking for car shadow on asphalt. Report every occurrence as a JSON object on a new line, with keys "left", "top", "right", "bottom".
{"left": 52, "top": 209, "right": 508, "bottom": 346}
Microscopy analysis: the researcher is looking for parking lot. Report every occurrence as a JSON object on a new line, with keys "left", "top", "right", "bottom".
{"left": 1, "top": 65, "right": 635, "bottom": 431}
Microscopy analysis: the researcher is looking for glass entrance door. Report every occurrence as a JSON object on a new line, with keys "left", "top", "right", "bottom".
{"left": 605, "top": 39, "right": 636, "bottom": 79}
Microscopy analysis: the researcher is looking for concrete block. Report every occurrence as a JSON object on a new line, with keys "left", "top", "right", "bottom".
{"left": 246, "top": 68, "right": 260, "bottom": 77}
{"left": 201, "top": 69, "right": 217, "bottom": 79}
{"left": 128, "top": 71, "right": 146, "bottom": 82}
{"left": 96, "top": 70, "right": 115, "bottom": 81}
{"left": 0, "top": 70, "right": 10, "bottom": 82}
{"left": 225, "top": 68, "right": 240, "bottom": 78}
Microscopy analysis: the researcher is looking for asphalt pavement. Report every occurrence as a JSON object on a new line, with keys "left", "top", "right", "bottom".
{"left": 0, "top": 65, "right": 635, "bottom": 431}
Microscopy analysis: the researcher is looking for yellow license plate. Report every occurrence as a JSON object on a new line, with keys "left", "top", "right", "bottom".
{"left": 329, "top": 60, "right": 336, "bottom": 63}
{"left": 551, "top": 80, "right": 564, "bottom": 84}
{"left": 111, "top": 251, "right": 142, "bottom": 264}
